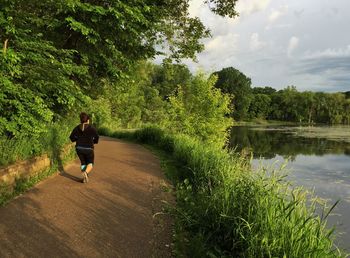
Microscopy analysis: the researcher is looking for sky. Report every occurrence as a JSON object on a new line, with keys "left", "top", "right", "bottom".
{"left": 180, "top": 0, "right": 350, "bottom": 92}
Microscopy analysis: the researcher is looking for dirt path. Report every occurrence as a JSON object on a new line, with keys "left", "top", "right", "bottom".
{"left": 0, "top": 137, "right": 173, "bottom": 258}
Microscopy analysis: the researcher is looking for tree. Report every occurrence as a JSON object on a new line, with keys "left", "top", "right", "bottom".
{"left": 252, "top": 86, "right": 276, "bottom": 95}
{"left": 204, "top": 0, "right": 239, "bottom": 18}
{"left": 151, "top": 62, "right": 192, "bottom": 99}
{"left": 344, "top": 91, "right": 350, "bottom": 99}
{"left": 166, "top": 73, "right": 232, "bottom": 144}
{"left": 267, "top": 88, "right": 349, "bottom": 124}
{"left": 344, "top": 99, "right": 350, "bottom": 124}
{"left": 326, "top": 93, "right": 346, "bottom": 124}
{"left": 212, "top": 67, "right": 252, "bottom": 120}
{"left": 248, "top": 94, "right": 271, "bottom": 119}
{"left": 300, "top": 91, "right": 316, "bottom": 124}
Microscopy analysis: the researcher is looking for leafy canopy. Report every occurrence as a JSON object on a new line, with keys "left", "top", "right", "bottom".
{"left": 0, "top": 0, "right": 239, "bottom": 136}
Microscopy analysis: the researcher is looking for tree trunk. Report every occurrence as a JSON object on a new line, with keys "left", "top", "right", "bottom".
{"left": 3, "top": 39, "right": 8, "bottom": 54}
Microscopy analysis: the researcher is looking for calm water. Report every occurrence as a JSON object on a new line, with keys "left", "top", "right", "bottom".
{"left": 230, "top": 125, "right": 350, "bottom": 251}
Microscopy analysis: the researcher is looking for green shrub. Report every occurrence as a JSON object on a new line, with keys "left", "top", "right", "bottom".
{"left": 165, "top": 73, "right": 233, "bottom": 146}
{"left": 87, "top": 97, "right": 116, "bottom": 129}
{"left": 97, "top": 126, "right": 113, "bottom": 137}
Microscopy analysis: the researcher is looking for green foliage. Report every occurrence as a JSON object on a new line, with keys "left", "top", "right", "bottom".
{"left": 88, "top": 62, "right": 233, "bottom": 146}
{"left": 248, "top": 94, "right": 271, "bottom": 119}
{"left": 205, "top": 0, "right": 239, "bottom": 18}
{"left": 165, "top": 73, "right": 233, "bottom": 145}
{"left": 3, "top": 0, "right": 232, "bottom": 83}
{"left": 0, "top": 118, "right": 75, "bottom": 167}
{"left": 266, "top": 87, "right": 349, "bottom": 124}
{"left": 128, "top": 62, "right": 168, "bottom": 125}
{"left": 152, "top": 62, "right": 192, "bottom": 98}
{"left": 0, "top": 0, "right": 240, "bottom": 141}
{"left": 213, "top": 67, "right": 253, "bottom": 120}
{"left": 252, "top": 86, "right": 276, "bottom": 95}
{"left": 345, "top": 91, "right": 350, "bottom": 99}
{"left": 0, "top": 1, "right": 89, "bottom": 103}
{"left": 103, "top": 126, "right": 344, "bottom": 257}
{"left": 213, "top": 67, "right": 349, "bottom": 124}
{"left": 344, "top": 99, "right": 350, "bottom": 124}
{"left": 96, "top": 65, "right": 164, "bottom": 129}
{"left": 0, "top": 78, "right": 53, "bottom": 136}
{"left": 111, "top": 81, "right": 145, "bottom": 128}
{"left": 87, "top": 97, "right": 115, "bottom": 129}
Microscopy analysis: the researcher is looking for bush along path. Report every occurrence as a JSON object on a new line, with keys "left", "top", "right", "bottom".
{"left": 0, "top": 137, "right": 173, "bottom": 258}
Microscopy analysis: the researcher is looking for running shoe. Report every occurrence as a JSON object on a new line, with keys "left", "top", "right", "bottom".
{"left": 82, "top": 171, "right": 89, "bottom": 183}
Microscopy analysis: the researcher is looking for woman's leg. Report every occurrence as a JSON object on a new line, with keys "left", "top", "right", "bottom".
{"left": 76, "top": 149, "right": 87, "bottom": 171}
{"left": 85, "top": 150, "right": 95, "bottom": 175}
{"left": 77, "top": 149, "right": 89, "bottom": 183}
{"left": 85, "top": 163, "right": 93, "bottom": 174}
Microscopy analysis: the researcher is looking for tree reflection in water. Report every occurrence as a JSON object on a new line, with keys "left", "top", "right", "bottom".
{"left": 229, "top": 126, "right": 350, "bottom": 159}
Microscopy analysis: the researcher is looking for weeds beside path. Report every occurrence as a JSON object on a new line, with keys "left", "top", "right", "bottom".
{"left": 0, "top": 137, "right": 173, "bottom": 258}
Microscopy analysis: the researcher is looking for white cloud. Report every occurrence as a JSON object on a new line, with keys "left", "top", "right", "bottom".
{"left": 268, "top": 5, "right": 288, "bottom": 23}
{"left": 188, "top": 0, "right": 206, "bottom": 17}
{"left": 183, "top": 33, "right": 240, "bottom": 73}
{"left": 269, "top": 10, "right": 283, "bottom": 23}
{"left": 237, "top": 0, "right": 272, "bottom": 16}
{"left": 250, "top": 33, "right": 266, "bottom": 51}
{"left": 205, "top": 33, "right": 239, "bottom": 54}
{"left": 189, "top": 0, "right": 271, "bottom": 18}
{"left": 182, "top": 0, "right": 350, "bottom": 92}
{"left": 304, "top": 45, "right": 350, "bottom": 59}
{"left": 287, "top": 36, "right": 299, "bottom": 57}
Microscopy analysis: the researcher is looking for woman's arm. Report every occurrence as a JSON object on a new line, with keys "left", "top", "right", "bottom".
{"left": 92, "top": 127, "right": 99, "bottom": 144}
{"left": 69, "top": 127, "right": 78, "bottom": 142}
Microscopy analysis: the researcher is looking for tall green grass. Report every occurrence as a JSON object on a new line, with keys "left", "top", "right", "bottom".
{"left": 102, "top": 126, "right": 345, "bottom": 257}
{"left": 0, "top": 118, "right": 76, "bottom": 167}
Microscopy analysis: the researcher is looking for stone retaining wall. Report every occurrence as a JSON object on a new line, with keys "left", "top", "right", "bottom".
{"left": 0, "top": 154, "right": 50, "bottom": 186}
{"left": 0, "top": 143, "right": 74, "bottom": 189}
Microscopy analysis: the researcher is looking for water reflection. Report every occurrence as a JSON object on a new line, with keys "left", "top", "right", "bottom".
{"left": 229, "top": 126, "right": 350, "bottom": 251}
{"left": 229, "top": 126, "right": 350, "bottom": 159}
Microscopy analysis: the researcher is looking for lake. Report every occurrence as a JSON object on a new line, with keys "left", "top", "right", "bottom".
{"left": 229, "top": 125, "right": 350, "bottom": 252}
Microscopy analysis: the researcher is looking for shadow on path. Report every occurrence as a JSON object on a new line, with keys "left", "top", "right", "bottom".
{"left": 59, "top": 170, "right": 82, "bottom": 183}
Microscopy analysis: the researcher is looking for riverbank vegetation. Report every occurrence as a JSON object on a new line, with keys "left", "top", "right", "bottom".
{"left": 99, "top": 126, "right": 344, "bottom": 257}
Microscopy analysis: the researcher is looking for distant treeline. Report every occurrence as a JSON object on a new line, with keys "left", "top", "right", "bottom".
{"left": 213, "top": 67, "right": 350, "bottom": 124}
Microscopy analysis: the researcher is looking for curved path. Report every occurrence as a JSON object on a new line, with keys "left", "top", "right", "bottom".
{"left": 0, "top": 137, "right": 173, "bottom": 258}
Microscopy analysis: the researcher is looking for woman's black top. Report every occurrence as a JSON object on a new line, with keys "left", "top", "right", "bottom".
{"left": 69, "top": 124, "right": 99, "bottom": 149}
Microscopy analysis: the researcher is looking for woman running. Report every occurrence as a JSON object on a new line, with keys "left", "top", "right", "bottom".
{"left": 69, "top": 112, "right": 99, "bottom": 183}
